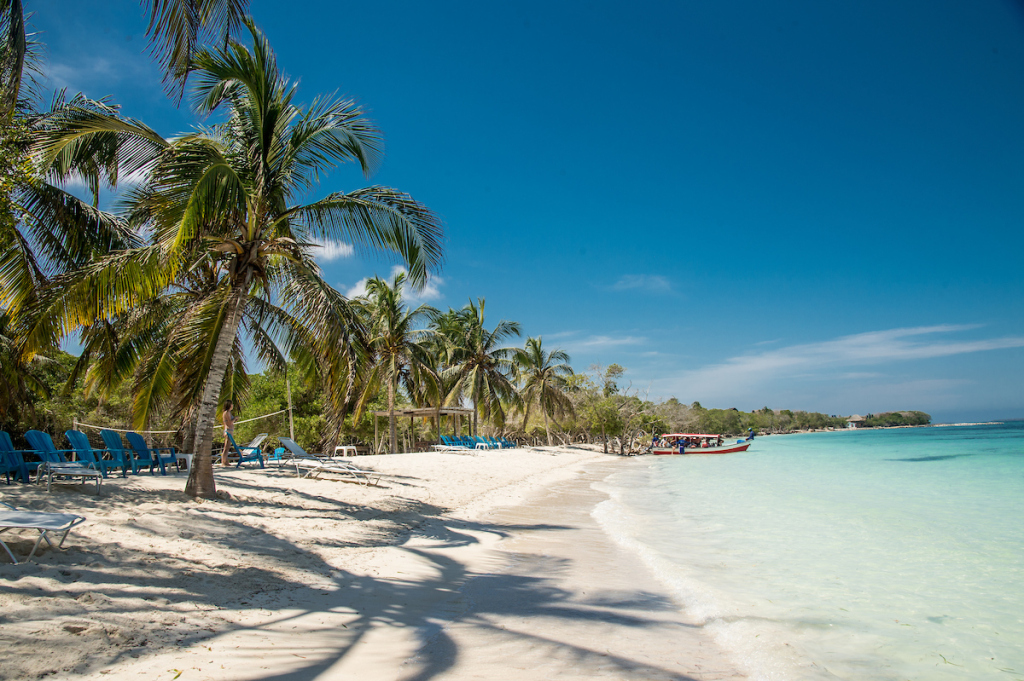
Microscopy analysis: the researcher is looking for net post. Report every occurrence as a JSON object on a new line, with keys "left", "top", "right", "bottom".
{"left": 286, "top": 373, "right": 295, "bottom": 441}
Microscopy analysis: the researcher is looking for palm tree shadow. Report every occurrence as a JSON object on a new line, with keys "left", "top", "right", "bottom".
{"left": 2, "top": 486, "right": 709, "bottom": 680}
{"left": 225, "top": 517, "right": 709, "bottom": 681}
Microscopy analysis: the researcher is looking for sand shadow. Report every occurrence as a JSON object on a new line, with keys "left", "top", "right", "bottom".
{"left": 1, "top": 480, "right": 706, "bottom": 680}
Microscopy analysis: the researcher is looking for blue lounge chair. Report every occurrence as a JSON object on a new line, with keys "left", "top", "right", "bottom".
{"left": 125, "top": 432, "right": 181, "bottom": 475}
{"left": 0, "top": 431, "right": 31, "bottom": 483}
{"left": 65, "top": 430, "right": 127, "bottom": 478}
{"left": 24, "top": 430, "right": 103, "bottom": 494}
{"left": 226, "top": 433, "right": 265, "bottom": 468}
{"left": 0, "top": 447, "right": 18, "bottom": 484}
{"left": 433, "top": 436, "right": 471, "bottom": 452}
{"left": 99, "top": 430, "right": 135, "bottom": 473}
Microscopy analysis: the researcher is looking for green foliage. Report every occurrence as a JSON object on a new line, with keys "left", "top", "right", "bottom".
{"left": 862, "top": 411, "right": 931, "bottom": 427}
{"left": 688, "top": 407, "right": 847, "bottom": 435}
{"left": 602, "top": 363, "right": 624, "bottom": 396}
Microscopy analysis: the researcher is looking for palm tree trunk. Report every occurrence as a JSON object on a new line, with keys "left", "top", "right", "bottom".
{"left": 388, "top": 376, "right": 397, "bottom": 455}
{"left": 543, "top": 409, "right": 552, "bottom": 447}
{"left": 185, "top": 281, "right": 248, "bottom": 499}
{"left": 521, "top": 402, "right": 531, "bottom": 440}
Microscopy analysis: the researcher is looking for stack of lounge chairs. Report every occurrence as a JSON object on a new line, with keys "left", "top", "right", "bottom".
{"left": 435, "top": 435, "right": 516, "bottom": 451}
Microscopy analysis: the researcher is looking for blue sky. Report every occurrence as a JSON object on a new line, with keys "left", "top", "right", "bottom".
{"left": 29, "top": 0, "right": 1024, "bottom": 422}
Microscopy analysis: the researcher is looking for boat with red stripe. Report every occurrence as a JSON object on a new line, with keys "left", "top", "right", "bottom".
{"left": 650, "top": 433, "right": 753, "bottom": 455}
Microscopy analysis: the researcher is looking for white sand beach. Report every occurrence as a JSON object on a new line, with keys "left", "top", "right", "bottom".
{"left": 0, "top": 447, "right": 743, "bottom": 680}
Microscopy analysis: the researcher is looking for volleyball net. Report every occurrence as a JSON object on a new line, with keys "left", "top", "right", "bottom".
{"left": 74, "top": 407, "right": 291, "bottom": 435}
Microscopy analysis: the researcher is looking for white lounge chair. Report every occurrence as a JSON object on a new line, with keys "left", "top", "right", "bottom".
{"left": 0, "top": 502, "right": 87, "bottom": 564}
{"left": 278, "top": 437, "right": 386, "bottom": 486}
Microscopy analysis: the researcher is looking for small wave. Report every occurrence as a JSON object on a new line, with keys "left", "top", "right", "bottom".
{"left": 931, "top": 422, "right": 1003, "bottom": 427}
{"left": 590, "top": 495, "right": 824, "bottom": 680}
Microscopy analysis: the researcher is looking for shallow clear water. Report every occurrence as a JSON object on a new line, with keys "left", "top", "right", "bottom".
{"left": 593, "top": 422, "right": 1024, "bottom": 680}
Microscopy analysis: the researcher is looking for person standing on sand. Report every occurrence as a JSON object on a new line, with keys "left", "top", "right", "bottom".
{"left": 220, "top": 400, "right": 236, "bottom": 466}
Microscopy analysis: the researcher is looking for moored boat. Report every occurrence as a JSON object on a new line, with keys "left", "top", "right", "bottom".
{"left": 650, "top": 433, "right": 753, "bottom": 455}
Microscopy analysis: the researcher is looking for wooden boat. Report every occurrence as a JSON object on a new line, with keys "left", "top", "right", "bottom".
{"left": 650, "top": 433, "right": 753, "bottom": 455}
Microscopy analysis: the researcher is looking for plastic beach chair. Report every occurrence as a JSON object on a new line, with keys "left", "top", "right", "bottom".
{"left": 433, "top": 436, "right": 471, "bottom": 452}
{"left": 278, "top": 437, "right": 384, "bottom": 485}
{"left": 125, "top": 432, "right": 181, "bottom": 475}
{"left": 65, "top": 430, "right": 127, "bottom": 478}
{"left": 23, "top": 431, "right": 103, "bottom": 495}
{"left": 99, "top": 430, "right": 136, "bottom": 473}
{"left": 226, "top": 433, "right": 266, "bottom": 468}
{"left": 0, "top": 431, "right": 31, "bottom": 483}
{"left": 0, "top": 502, "right": 86, "bottom": 564}
{"left": 0, "top": 446, "right": 20, "bottom": 484}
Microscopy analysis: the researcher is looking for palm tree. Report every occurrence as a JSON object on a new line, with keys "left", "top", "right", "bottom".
{"left": 353, "top": 271, "right": 436, "bottom": 454}
{"left": 141, "top": 0, "right": 250, "bottom": 98}
{"left": 0, "top": 15, "right": 145, "bottom": 423}
{"left": 514, "top": 336, "right": 574, "bottom": 446}
{"left": 442, "top": 299, "right": 521, "bottom": 431}
{"left": 29, "top": 20, "right": 444, "bottom": 498}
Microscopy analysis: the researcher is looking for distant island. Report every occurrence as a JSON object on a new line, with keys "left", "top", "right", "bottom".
{"left": 652, "top": 401, "right": 931, "bottom": 438}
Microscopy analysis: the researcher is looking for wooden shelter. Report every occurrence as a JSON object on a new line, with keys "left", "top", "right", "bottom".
{"left": 371, "top": 406, "right": 475, "bottom": 454}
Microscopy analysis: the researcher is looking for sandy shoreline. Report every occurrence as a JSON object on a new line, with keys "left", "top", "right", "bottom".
{"left": 0, "top": 446, "right": 743, "bottom": 680}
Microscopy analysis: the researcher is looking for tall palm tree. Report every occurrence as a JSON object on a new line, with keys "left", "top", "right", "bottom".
{"left": 353, "top": 271, "right": 436, "bottom": 454}
{"left": 29, "top": 19, "right": 444, "bottom": 498}
{"left": 442, "top": 299, "right": 521, "bottom": 431}
{"left": 514, "top": 336, "right": 574, "bottom": 446}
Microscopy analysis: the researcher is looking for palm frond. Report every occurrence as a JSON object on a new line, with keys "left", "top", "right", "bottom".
{"left": 142, "top": 0, "right": 249, "bottom": 100}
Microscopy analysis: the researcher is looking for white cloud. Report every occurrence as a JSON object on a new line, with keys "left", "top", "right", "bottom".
{"left": 312, "top": 239, "right": 355, "bottom": 262}
{"left": 345, "top": 277, "right": 369, "bottom": 298}
{"left": 561, "top": 334, "right": 647, "bottom": 351}
{"left": 612, "top": 274, "right": 671, "bottom": 292}
{"left": 649, "top": 324, "right": 1024, "bottom": 403}
{"left": 344, "top": 265, "right": 444, "bottom": 303}
{"left": 580, "top": 335, "right": 646, "bottom": 348}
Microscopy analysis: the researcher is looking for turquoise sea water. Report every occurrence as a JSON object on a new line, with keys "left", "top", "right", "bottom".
{"left": 593, "top": 422, "right": 1024, "bottom": 680}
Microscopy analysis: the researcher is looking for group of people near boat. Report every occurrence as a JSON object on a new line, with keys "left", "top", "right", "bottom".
{"left": 650, "top": 428, "right": 756, "bottom": 453}
{"left": 652, "top": 435, "right": 724, "bottom": 449}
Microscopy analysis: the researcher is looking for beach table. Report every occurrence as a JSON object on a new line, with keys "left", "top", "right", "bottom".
{"left": 332, "top": 446, "right": 358, "bottom": 457}
{"left": 38, "top": 462, "right": 103, "bottom": 495}
{"left": 0, "top": 506, "right": 86, "bottom": 564}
